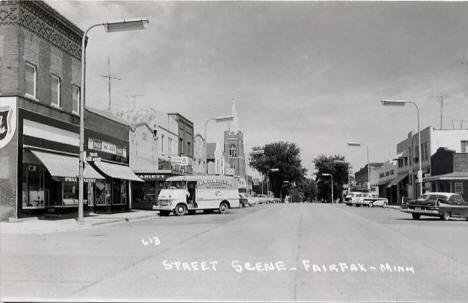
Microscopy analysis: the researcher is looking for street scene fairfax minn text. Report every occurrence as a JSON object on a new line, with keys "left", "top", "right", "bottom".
{"left": 1, "top": 1, "right": 468, "bottom": 302}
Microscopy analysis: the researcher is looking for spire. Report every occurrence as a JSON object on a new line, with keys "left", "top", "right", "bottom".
{"left": 230, "top": 99, "right": 239, "bottom": 133}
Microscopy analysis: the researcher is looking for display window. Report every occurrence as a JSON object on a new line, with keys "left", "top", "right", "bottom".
{"left": 22, "top": 164, "right": 46, "bottom": 209}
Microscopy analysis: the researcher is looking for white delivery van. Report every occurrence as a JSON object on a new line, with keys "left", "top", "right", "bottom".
{"left": 153, "top": 175, "right": 240, "bottom": 216}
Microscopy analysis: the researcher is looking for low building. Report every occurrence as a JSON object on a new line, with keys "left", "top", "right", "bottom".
{"left": 193, "top": 134, "right": 207, "bottom": 175}
{"left": 207, "top": 142, "right": 225, "bottom": 175}
{"left": 354, "top": 163, "right": 383, "bottom": 192}
{"left": 425, "top": 147, "right": 468, "bottom": 200}
{"left": 115, "top": 107, "right": 181, "bottom": 209}
{"left": 373, "top": 160, "right": 399, "bottom": 204}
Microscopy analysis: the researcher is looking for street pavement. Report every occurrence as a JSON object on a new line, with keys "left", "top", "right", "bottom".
{"left": 1, "top": 203, "right": 468, "bottom": 302}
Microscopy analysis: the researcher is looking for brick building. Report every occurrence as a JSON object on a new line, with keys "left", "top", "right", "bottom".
{"left": 425, "top": 147, "right": 468, "bottom": 200}
{"left": 168, "top": 113, "right": 194, "bottom": 174}
{"left": 0, "top": 0, "right": 141, "bottom": 221}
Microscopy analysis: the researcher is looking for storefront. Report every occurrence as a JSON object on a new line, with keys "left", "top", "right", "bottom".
{"left": 132, "top": 172, "right": 176, "bottom": 209}
{"left": 92, "top": 161, "right": 143, "bottom": 210}
{"left": 0, "top": 96, "right": 139, "bottom": 219}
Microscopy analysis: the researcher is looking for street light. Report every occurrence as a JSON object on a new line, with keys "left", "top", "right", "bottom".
{"left": 348, "top": 142, "right": 371, "bottom": 192}
{"left": 322, "top": 173, "right": 334, "bottom": 203}
{"left": 204, "top": 115, "right": 234, "bottom": 142}
{"left": 381, "top": 99, "right": 423, "bottom": 197}
{"left": 78, "top": 18, "right": 149, "bottom": 224}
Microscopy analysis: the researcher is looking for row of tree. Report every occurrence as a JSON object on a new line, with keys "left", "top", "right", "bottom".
{"left": 249, "top": 141, "right": 350, "bottom": 202}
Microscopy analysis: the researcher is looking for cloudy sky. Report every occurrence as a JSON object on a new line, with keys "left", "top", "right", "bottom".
{"left": 48, "top": 1, "right": 468, "bottom": 176}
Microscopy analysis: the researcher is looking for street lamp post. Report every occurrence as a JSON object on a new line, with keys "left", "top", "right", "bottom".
{"left": 322, "top": 173, "right": 334, "bottom": 203}
{"left": 381, "top": 99, "right": 423, "bottom": 197}
{"left": 78, "top": 18, "right": 149, "bottom": 223}
{"left": 348, "top": 142, "right": 371, "bottom": 192}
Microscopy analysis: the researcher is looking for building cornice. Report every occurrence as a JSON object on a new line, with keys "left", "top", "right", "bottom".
{"left": 0, "top": 0, "right": 83, "bottom": 60}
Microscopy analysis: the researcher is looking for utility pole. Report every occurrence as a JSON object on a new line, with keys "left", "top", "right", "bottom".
{"left": 100, "top": 57, "right": 121, "bottom": 111}
{"left": 127, "top": 94, "right": 144, "bottom": 107}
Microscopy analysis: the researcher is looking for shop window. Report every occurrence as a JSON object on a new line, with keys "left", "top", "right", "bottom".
{"left": 51, "top": 74, "right": 61, "bottom": 108}
{"left": 63, "top": 181, "right": 79, "bottom": 200}
{"left": 25, "top": 62, "right": 37, "bottom": 98}
{"left": 22, "top": 164, "right": 45, "bottom": 209}
{"left": 455, "top": 182, "right": 463, "bottom": 194}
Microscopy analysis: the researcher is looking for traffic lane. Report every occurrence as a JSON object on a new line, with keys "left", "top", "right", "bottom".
{"left": 340, "top": 204, "right": 468, "bottom": 269}
{"left": 295, "top": 204, "right": 468, "bottom": 302}
{"left": 0, "top": 205, "right": 265, "bottom": 300}
{"left": 68, "top": 204, "right": 302, "bottom": 301}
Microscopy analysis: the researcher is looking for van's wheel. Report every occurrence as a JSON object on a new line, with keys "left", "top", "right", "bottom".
{"left": 412, "top": 213, "right": 420, "bottom": 220}
{"left": 219, "top": 202, "right": 229, "bottom": 214}
{"left": 240, "top": 202, "right": 245, "bottom": 208}
{"left": 368, "top": 202, "right": 373, "bottom": 208}
{"left": 383, "top": 202, "right": 387, "bottom": 208}
{"left": 174, "top": 204, "right": 187, "bottom": 216}
{"left": 443, "top": 212, "right": 450, "bottom": 221}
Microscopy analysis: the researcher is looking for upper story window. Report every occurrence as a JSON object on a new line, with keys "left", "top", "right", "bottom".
{"left": 25, "top": 62, "right": 37, "bottom": 98}
{"left": 161, "top": 134, "right": 165, "bottom": 153}
{"left": 168, "top": 137, "right": 173, "bottom": 155}
{"left": 50, "top": 74, "right": 61, "bottom": 108}
{"left": 229, "top": 144, "right": 238, "bottom": 157}
{"left": 72, "top": 85, "right": 80, "bottom": 115}
{"left": 462, "top": 140, "right": 468, "bottom": 153}
{"left": 187, "top": 141, "right": 191, "bottom": 156}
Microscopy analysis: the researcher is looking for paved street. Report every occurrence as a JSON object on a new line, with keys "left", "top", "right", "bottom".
{"left": 1, "top": 203, "right": 468, "bottom": 302}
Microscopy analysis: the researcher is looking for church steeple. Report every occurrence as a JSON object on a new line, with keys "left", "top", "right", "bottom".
{"left": 230, "top": 99, "right": 239, "bottom": 133}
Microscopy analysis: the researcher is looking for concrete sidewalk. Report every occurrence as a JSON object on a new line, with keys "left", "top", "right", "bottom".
{"left": 0, "top": 210, "right": 158, "bottom": 234}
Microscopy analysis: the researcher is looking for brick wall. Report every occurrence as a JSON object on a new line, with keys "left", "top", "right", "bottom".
{"left": 454, "top": 153, "right": 468, "bottom": 172}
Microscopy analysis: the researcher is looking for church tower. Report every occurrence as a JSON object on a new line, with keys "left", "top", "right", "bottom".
{"left": 224, "top": 100, "right": 246, "bottom": 178}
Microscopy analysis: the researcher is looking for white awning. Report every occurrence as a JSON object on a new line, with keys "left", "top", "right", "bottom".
{"left": 94, "top": 161, "right": 144, "bottom": 182}
{"left": 30, "top": 150, "right": 104, "bottom": 180}
{"left": 387, "top": 173, "right": 408, "bottom": 188}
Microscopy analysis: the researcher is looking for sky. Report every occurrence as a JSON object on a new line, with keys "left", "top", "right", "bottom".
{"left": 48, "top": 0, "right": 468, "bottom": 177}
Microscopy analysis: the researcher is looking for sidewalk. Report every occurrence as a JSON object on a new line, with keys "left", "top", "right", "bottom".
{"left": 0, "top": 210, "right": 158, "bottom": 235}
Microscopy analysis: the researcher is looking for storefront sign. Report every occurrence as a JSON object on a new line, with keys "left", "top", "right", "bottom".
{"left": 0, "top": 97, "right": 17, "bottom": 149}
{"left": 88, "top": 138, "right": 127, "bottom": 158}
{"left": 171, "top": 156, "right": 190, "bottom": 166}
{"left": 137, "top": 174, "right": 169, "bottom": 181}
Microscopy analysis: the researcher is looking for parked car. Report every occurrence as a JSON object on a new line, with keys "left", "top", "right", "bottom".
{"left": 239, "top": 193, "right": 256, "bottom": 207}
{"left": 344, "top": 192, "right": 367, "bottom": 207}
{"left": 400, "top": 192, "right": 468, "bottom": 220}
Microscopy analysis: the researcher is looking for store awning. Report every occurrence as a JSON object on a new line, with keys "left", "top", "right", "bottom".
{"left": 387, "top": 173, "right": 408, "bottom": 188}
{"left": 30, "top": 150, "right": 104, "bottom": 179}
{"left": 94, "top": 161, "right": 144, "bottom": 182}
{"left": 424, "top": 172, "right": 468, "bottom": 181}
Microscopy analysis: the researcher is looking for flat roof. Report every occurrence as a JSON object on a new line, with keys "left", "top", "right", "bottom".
{"left": 166, "top": 175, "right": 236, "bottom": 182}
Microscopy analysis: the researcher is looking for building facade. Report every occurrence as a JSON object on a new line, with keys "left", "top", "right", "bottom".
{"left": 425, "top": 147, "right": 468, "bottom": 200}
{"left": 207, "top": 142, "right": 225, "bottom": 175}
{"left": 168, "top": 113, "right": 194, "bottom": 174}
{"left": 373, "top": 160, "right": 399, "bottom": 204}
{"left": 353, "top": 163, "right": 383, "bottom": 192}
{"left": 115, "top": 107, "right": 181, "bottom": 209}
{"left": 193, "top": 134, "right": 207, "bottom": 175}
{"left": 395, "top": 127, "right": 468, "bottom": 200}
{"left": 0, "top": 1, "right": 142, "bottom": 221}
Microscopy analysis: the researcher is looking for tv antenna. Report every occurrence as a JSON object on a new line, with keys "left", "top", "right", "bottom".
{"left": 100, "top": 57, "right": 121, "bottom": 111}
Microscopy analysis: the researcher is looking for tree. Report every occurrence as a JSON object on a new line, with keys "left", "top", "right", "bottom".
{"left": 313, "top": 154, "right": 349, "bottom": 203}
{"left": 250, "top": 142, "right": 306, "bottom": 199}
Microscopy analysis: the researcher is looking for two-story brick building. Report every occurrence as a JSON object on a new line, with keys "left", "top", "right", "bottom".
{"left": 0, "top": 0, "right": 141, "bottom": 221}
{"left": 394, "top": 127, "right": 468, "bottom": 200}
